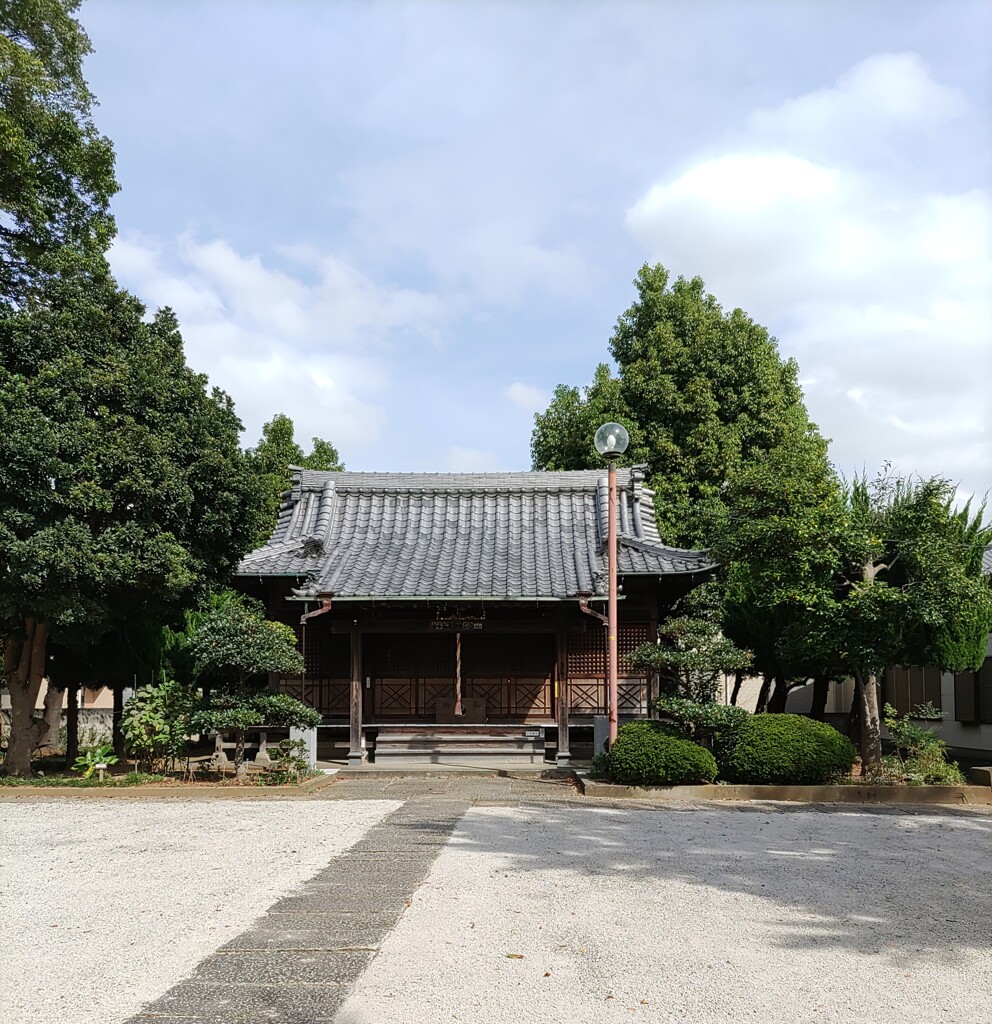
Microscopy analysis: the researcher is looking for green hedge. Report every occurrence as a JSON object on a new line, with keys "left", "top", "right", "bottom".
{"left": 720, "top": 714, "right": 856, "bottom": 785}
{"left": 606, "top": 721, "right": 718, "bottom": 787}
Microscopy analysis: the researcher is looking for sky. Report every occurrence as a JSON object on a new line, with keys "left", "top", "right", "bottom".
{"left": 80, "top": 0, "right": 991, "bottom": 502}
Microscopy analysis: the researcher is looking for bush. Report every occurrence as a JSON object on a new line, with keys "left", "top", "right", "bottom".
{"left": 606, "top": 721, "right": 718, "bottom": 787}
{"left": 721, "top": 714, "right": 856, "bottom": 785}
{"left": 878, "top": 704, "right": 965, "bottom": 785}
{"left": 653, "top": 696, "right": 750, "bottom": 762}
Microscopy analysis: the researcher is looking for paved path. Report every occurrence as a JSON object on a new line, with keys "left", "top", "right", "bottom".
{"left": 128, "top": 774, "right": 582, "bottom": 1023}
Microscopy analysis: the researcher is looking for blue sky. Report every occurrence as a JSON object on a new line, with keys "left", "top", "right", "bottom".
{"left": 81, "top": 1, "right": 991, "bottom": 501}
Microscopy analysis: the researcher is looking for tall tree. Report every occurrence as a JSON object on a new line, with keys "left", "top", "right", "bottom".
{"left": 246, "top": 413, "right": 343, "bottom": 545}
{"left": 0, "top": 269, "right": 264, "bottom": 775}
{"left": 531, "top": 264, "right": 820, "bottom": 546}
{"left": 828, "top": 473, "right": 992, "bottom": 768}
{"left": 1, "top": 0, "right": 117, "bottom": 305}
{"left": 715, "top": 423, "right": 848, "bottom": 715}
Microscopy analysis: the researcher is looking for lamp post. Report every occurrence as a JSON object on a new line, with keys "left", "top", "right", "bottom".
{"left": 594, "top": 422, "right": 629, "bottom": 747}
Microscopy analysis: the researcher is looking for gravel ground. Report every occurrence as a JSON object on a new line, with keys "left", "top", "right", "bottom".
{"left": 0, "top": 798, "right": 400, "bottom": 1024}
{"left": 335, "top": 804, "right": 992, "bottom": 1024}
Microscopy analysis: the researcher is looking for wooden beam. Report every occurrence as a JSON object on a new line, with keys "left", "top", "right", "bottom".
{"left": 348, "top": 626, "right": 365, "bottom": 766}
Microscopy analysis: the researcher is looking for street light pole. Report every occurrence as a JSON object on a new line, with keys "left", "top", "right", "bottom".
{"left": 593, "top": 422, "right": 629, "bottom": 750}
{"left": 607, "top": 453, "right": 619, "bottom": 747}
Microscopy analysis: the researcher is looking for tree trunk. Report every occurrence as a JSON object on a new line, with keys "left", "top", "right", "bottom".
{"left": 754, "top": 674, "right": 772, "bottom": 713}
{"left": 767, "top": 673, "right": 790, "bottom": 713}
{"left": 38, "top": 681, "right": 65, "bottom": 753}
{"left": 855, "top": 668, "right": 882, "bottom": 771}
{"left": 810, "top": 674, "right": 829, "bottom": 721}
{"left": 112, "top": 685, "right": 126, "bottom": 761}
{"left": 65, "top": 684, "right": 80, "bottom": 766}
{"left": 729, "top": 670, "right": 743, "bottom": 707}
{"left": 3, "top": 620, "right": 50, "bottom": 777}
{"left": 234, "top": 729, "right": 246, "bottom": 779}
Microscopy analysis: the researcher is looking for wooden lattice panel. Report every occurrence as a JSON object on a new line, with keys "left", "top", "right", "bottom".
{"left": 568, "top": 623, "right": 651, "bottom": 678}
{"left": 367, "top": 634, "right": 456, "bottom": 677}
{"left": 374, "top": 679, "right": 418, "bottom": 717}
{"left": 508, "top": 678, "right": 553, "bottom": 716}
{"left": 418, "top": 678, "right": 453, "bottom": 715}
{"left": 567, "top": 678, "right": 606, "bottom": 714}
{"left": 567, "top": 628, "right": 605, "bottom": 676}
{"left": 618, "top": 624, "right": 650, "bottom": 672}
{"left": 465, "top": 679, "right": 507, "bottom": 717}
{"left": 617, "top": 679, "right": 648, "bottom": 714}
{"left": 299, "top": 623, "right": 350, "bottom": 679}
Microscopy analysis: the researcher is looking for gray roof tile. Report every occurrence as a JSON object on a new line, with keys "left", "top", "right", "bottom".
{"left": 237, "top": 469, "right": 714, "bottom": 598}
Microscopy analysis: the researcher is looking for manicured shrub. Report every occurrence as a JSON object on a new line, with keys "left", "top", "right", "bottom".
{"left": 606, "top": 721, "right": 718, "bottom": 787}
{"left": 720, "top": 714, "right": 856, "bottom": 785}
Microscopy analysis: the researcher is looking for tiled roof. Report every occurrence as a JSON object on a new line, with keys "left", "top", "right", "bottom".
{"left": 237, "top": 469, "right": 714, "bottom": 600}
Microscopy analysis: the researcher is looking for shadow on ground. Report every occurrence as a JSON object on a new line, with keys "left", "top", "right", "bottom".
{"left": 391, "top": 796, "right": 992, "bottom": 963}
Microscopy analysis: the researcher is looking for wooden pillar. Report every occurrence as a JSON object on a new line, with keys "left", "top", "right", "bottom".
{"left": 555, "top": 613, "right": 570, "bottom": 766}
{"left": 348, "top": 626, "right": 365, "bottom": 766}
{"left": 556, "top": 698, "right": 571, "bottom": 767}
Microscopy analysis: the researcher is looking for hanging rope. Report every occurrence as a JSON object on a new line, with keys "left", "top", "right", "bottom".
{"left": 455, "top": 630, "right": 462, "bottom": 716}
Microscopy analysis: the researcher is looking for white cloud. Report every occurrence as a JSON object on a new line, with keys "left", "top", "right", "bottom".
{"left": 504, "top": 381, "right": 548, "bottom": 412}
{"left": 444, "top": 446, "right": 503, "bottom": 472}
{"left": 625, "top": 53, "right": 992, "bottom": 502}
{"left": 108, "top": 234, "right": 447, "bottom": 452}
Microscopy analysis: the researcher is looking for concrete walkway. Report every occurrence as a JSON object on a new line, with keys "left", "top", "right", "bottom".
{"left": 128, "top": 798, "right": 468, "bottom": 1024}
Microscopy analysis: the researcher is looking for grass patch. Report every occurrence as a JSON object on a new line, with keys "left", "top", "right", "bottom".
{"left": 0, "top": 771, "right": 166, "bottom": 787}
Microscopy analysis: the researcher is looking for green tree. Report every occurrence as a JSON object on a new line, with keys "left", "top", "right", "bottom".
{"left": 187, "top": 594, "right": 313, "bottom": 775}
{"left": 719, "top": 465, "right": 992, "bottom": 769}
{"left": 246, "top": 413, "right": 343, "bottom": 545}
{"left": 715, "top": 426, "right": 847, "bottom": 715}
{"left": 827, "top": 473, "right": 992, "bottom": 767}
{"left": 1, "top": 0, "right": 117, "bottom": 305}
{"left": 531, "top": 264, "right": 820, "bottom": 546}
{"left": 0, "top": 270, "right": 264, "bottom": 775}
{"left": 629, "top": 584, "right": 752, "bottom": 702}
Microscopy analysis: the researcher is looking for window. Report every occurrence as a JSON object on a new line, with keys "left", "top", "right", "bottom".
{"left": 883, "top": 665, "right": 941, "bottom": 717}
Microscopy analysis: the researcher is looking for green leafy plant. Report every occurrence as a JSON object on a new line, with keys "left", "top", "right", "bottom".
{"left": 720, "top": 714, "right": 856, "bottom": 785}
{"left": 881, "top": 703, "right": 965, "bottom": 785}
{"left": 121, "top": 680, "right": 197, "bottom": 772}
{"left": 606, "top": 721, "right": 718, "bottom": 787}
{"left": 653, "top": 696, "right": 750, "bottom": 762}
{"left": 264, "top": 738, "right": 314, "bottom": 784}
{"left": 71, "top": 743, "right": 118, "bottom": 780}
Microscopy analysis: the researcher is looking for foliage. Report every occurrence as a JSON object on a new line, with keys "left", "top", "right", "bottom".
{"left": 246, "top": 413, "right": 343, "bottom": 545}
{"left": 879, "top": 703, "right": 966, "bottom": 786}
{"left": 0, "top": 0, "right": 118, "bottom": 305}
{"left": 191, "top": 693, "right": 320, "bottom": 734}
{"left": 1, "top": 268, "right": 264, "bottom": 775}
{"left": 720, "top": 714, "right": 856, "bottom": 785}
{"left": 70, "top": 742, "right": 117, "bottom": 779}
{"left": 714, "top": 426, "right": 846, "bottom": 690}
{"left": 606, "top": 721, "right": 718, "bottom": 787}
{"left": 532, "top": 264, "right": 821, "bottom": 546}
{"left": 266, "top": 737, "right": 315, "bottom": 784}
{"left": 0, "top": 770, "right": 163, "bottom": 787}
{"left": 652, "top": 695, "right": 750, "bottom": 762}
{"left": 630, "top": 585, "right": 751, "bottom": 701}
{"left": 717, "top": 463, "right": 992, "bottom": 767}
{"left": 120, "top": 679, "right": 197, "bottom": 771}
{"left": 188, "top": 594, "right": 304, "bottom": 688}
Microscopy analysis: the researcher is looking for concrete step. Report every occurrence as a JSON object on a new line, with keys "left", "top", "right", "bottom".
{"left": 373, "top": 729, "right": 546, "bottom": 764}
